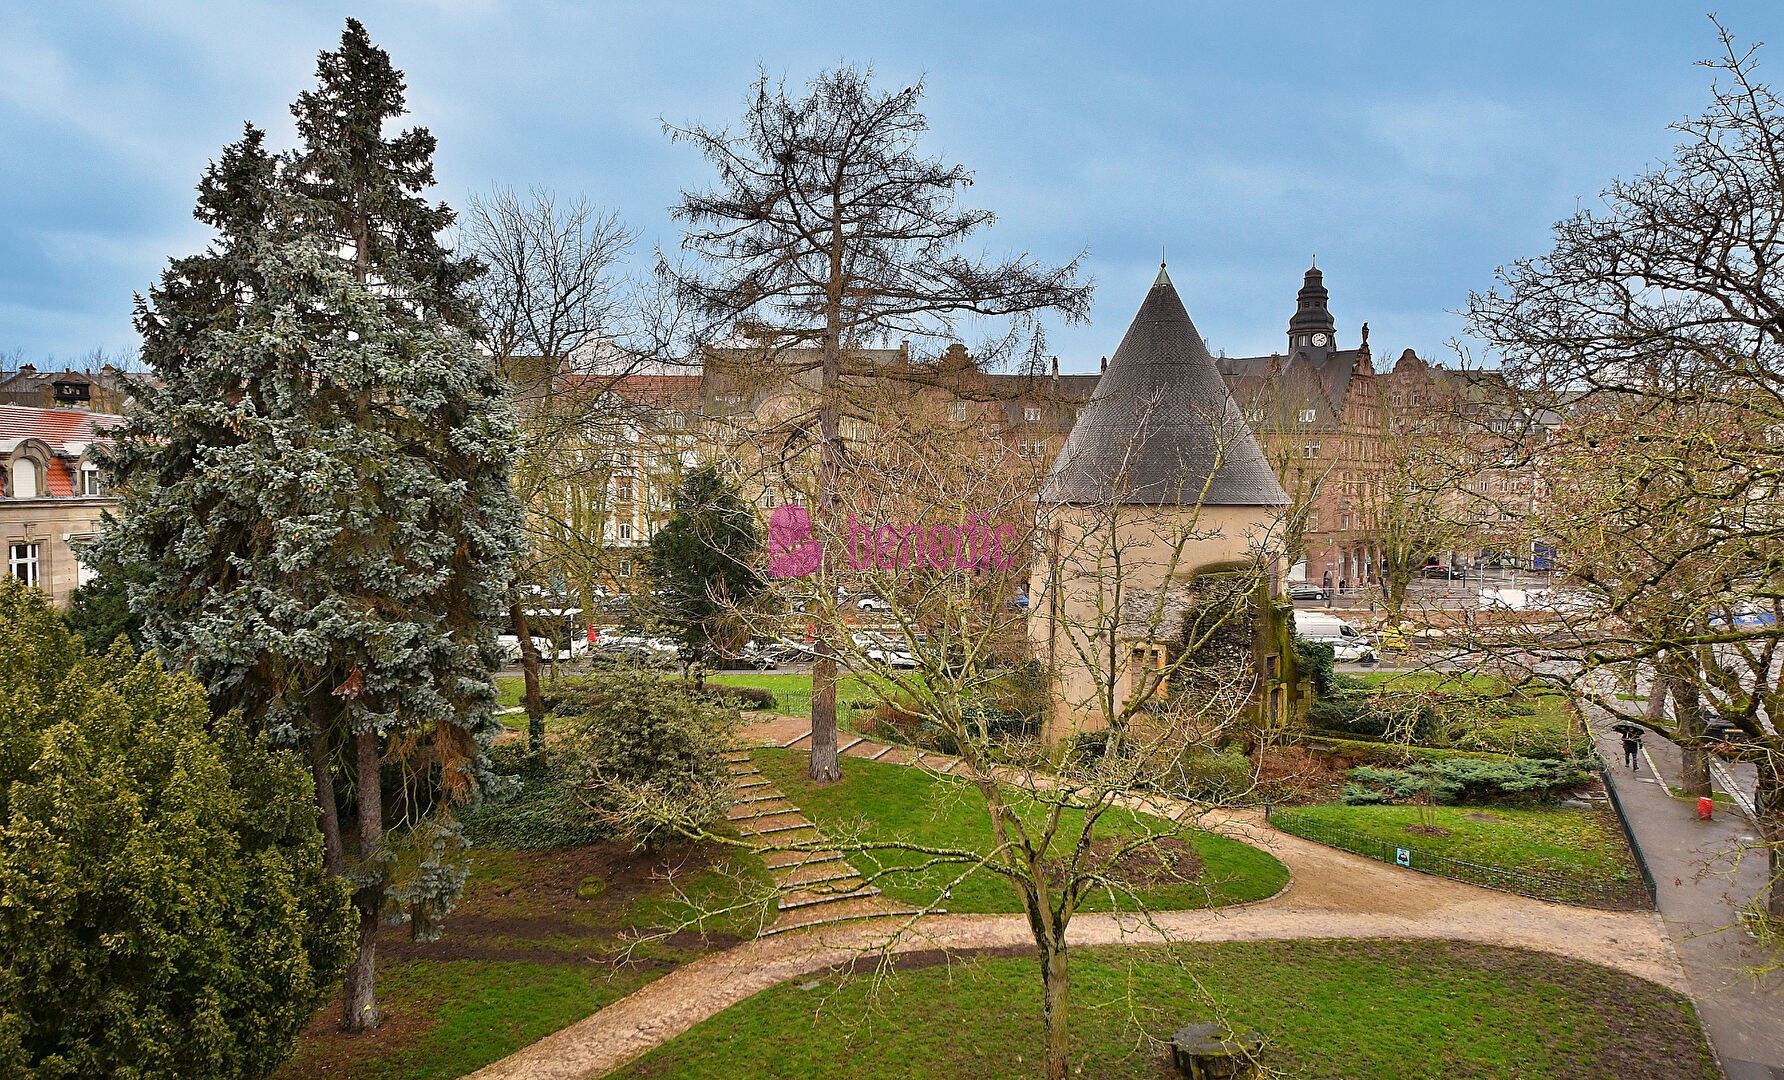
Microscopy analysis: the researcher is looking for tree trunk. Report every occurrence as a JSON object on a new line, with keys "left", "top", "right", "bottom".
{"left": 809, "top": 643, "right": 841, "bottom": 782}
{"left": 1758, "top": 760, "right": 1784, "bottom": 922}
{"left": 308, "top": 723, "right": 344, "bottom": 876}
{"left": 1671, "top": 676, "right": 1711, "bottom": 799}
{"left": 342, "top": 730, "right": 384, "bottom": 1033}
{"left": 1040, "top": 936, "right": 1070, "bottom": 1080}
{"left": 510, "top": 600, "right": 546, "bottom": 754}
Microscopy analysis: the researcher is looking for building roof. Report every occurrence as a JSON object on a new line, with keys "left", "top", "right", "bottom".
{"left": 1041, "top": 271, "right": 1289, "bottom": 507}
{"left": 0, "top": 404, "right": 124, "bottom": 447}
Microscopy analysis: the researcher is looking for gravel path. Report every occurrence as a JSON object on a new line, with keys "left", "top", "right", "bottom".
{"left": 466, "top": 717, "right": 1684, "bottom": 1080}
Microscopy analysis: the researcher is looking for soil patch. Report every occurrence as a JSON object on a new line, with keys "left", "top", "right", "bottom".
{"left": 1255, "top": 745, "right": 1348, "bottom": 803}
{"left": 1462, "top": 812, "right": 1503, "bottom": 823}
{"left": 1045, "top": 837, "right": 1204, "bottom": 888}
{"left": 1404, "top": 824, "right": 1452, "bottom": 838}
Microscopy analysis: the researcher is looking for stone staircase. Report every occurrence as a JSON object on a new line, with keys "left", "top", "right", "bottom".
{"left": 723, "top": 749, "right": 930, "bottom": 935}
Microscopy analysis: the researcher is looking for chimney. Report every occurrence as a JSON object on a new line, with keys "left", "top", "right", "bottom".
{"left": 1051, "top": 356, "right": 1059, "bottom": 380}
{"left": 1099, "top": 355, "right": 1107, "bottom": 373}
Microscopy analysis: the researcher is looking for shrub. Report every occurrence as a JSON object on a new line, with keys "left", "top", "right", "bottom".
{"left": 1295, "top": 639, "right": 1337, "bottom": 697}
{"left": 699, "top": 684, "right": 777, "bottom": 710}
{"left": 1169, "top": 747, "right": 1256, "bottom": 803}
{"left": 559, "top": 672, "right": 739, "bottom": 849}
{"left": 0, "top": 579, "right": 354, "bottom": 1079}
{"left": 1340, "top": 756, "right": 1596, "bottom": 806}
{"left": 460, "top": 742, "right": 609, "bottom": 849}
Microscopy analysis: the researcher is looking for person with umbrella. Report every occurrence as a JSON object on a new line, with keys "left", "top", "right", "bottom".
{"left": 1613, "top": 723, "right": 1645, "bottom": 771}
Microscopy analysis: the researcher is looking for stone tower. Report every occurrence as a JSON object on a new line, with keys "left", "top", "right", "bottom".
{"left": 1029, "top": 266, "right": 1290, "bottom": 744}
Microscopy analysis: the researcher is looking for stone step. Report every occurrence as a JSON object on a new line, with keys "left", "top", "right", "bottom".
{"left": 733, "top": 779, "right": 770, "bottom": 791}
{"left": 763, "top": 900, "right": 933, "bottom": 937}
{"left": 869, "top": 744, "right": 895, "bottom": 760}
{"left": 734, "top": 793, "right": 791, "bottom": 805}
{"left": 728, "top": 806, "right": 804, "bottom": 826}
{"left": 778, "top": 884, "right": 882, "bottom": 911}
{"left": 780, "top": 731, "right": 813, "bottom": 749}
{"left": 726, "top": 766, "right": 762, "bottom": 777}
{"left": 838, "top": 737, "right": 865, "bottom": 754}
{"left": 775, "top": 863, "right": 864, "bottom": 889}
{"left": 764, "top": 850, "right": 844, "bottom": 871}
{"left": 740, "top": 820, "right": 819, "bottom": 838}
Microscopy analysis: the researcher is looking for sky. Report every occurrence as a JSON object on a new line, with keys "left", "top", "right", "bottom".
{"left": 3, "top": 1, "right": 1780, "bottom": 374}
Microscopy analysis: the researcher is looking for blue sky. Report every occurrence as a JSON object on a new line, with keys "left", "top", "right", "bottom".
{"left": 3, "top": 1, "right": 1779, "bottom": 373}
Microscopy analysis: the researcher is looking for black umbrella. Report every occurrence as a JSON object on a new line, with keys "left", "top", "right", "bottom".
{"left": 1611, "top": 722, "right": 1645, "bottom": 738}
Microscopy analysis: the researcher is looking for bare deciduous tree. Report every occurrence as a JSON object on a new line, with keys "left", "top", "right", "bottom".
{"left": 1468, "top": 21, "right": 1784, "bottom": 920}
{"left": 664, "top": 65, "right": 1092, "bottom": 782}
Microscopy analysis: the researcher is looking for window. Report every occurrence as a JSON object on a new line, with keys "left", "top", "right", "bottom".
{"left": 1017, "top": 439, "right": 1048, "bottom": 458}
{"left": 947, "top": 401, "right": 969, "bottom": 422}
{"left": 617, "top": 559, "right": 633, "bottom": 577}
{"left": 1244, "top": 408, "right": 1264, "bottom": 423}
{"left": 1391, "top": 393, "right": 1404, "bottom": 407}
{"left": 1298, "top": 409, "right": 1317, "bottom": 424}
{"left": 1302, "top": 442, "right": 1320, "bottom": 459}
{"left": 1023, "top": 406, "right": 1041, "bottom": 423}
{"left": 7, "top": 543, "right": 39, "bottom": 589}
{"left": 617, "top": 522, "right": 634, "bottom": 541}
{"left": 614, "top": 477, "right": 633, "bottom": 501}
{"left": 10, "top": 458, "right": 37, "bottom": 498}
{"left": 80, "top": 465, "right": 101, "bottom": 496}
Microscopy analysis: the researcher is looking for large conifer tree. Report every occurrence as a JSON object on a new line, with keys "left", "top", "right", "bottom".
{"left": 86, "top": 20, "right": 523, "bottom": 1032}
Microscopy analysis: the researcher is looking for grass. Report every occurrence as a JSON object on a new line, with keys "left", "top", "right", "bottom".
{"left": 752, "top": 747, "right": 1287, "bottom": 912}
{"left": 1668, "top": 785, "right": 1738, "bottom": 808}
{"left": 276, "top": 840, "right": 771, "bottom": 1080}
{"left": 1272, "top": 803, "right": 1639, "bottom": 881}
{"left": 612, "top": 939, "right": 1716, "bottom": 1080}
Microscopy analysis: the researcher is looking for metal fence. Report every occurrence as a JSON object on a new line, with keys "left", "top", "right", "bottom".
{"left": 1265, "top": 804, "right": 1653, "bottom": 911}
{"left": 1592, "top": 755, "right": 1660, "bottom": 908}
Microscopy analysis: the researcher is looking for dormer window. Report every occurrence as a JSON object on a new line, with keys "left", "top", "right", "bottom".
{"left": 80, "top": 464, "right": 101, "bottom": 496}
{"left": 947, "top": 401, "right": 969, "bottom": 422}
{"left": 9, "top": 458, "right": 38, "bottom": 498}
{"left": 1298, "top": 409, "right": 1317, "bottom": 424}
{"left": 1023, "top": 406, "right": 1041, "bottom": 423}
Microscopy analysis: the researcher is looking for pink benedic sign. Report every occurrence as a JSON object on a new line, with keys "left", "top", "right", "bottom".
{"left": 767, "top": 505, "right": 1018, "bottom": 579}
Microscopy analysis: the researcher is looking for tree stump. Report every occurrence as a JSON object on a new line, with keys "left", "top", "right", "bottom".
{"left": 1171, "top": 1022, "right": 1263, "bottom": 1080}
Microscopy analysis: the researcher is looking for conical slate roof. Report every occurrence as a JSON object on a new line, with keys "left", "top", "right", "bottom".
{"left": 1042, "top": 269, "right": 1289, "bottom": 507}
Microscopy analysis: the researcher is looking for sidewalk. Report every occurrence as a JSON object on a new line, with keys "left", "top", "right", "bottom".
{"left": 1591, "top": 711, "right": 1783, "bottom": 1079}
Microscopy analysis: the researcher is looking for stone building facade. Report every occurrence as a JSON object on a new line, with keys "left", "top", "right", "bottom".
{"left": 0, "top": 405, "right": 123, "bottom": 607}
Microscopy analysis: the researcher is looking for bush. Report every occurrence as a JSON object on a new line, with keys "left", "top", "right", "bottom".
{"left": 460, "top": 743, "right": 610, "bottom": 849}
{"left": 1295, "top": 639, "right": 1336, "bottom": 697}
{"left": 0, "top": 579, "right": 354, "bottom": 1079}
{"left": 1340, "top": 756, "right": 1596, "bottom": 806}
{"left": 699, "top": 683, "right": 777, "bottom": 711}
{"left": 559, "top": 672, "right": 739, "bottom": 849}
{"left": 1169, "top": 747, "right": 1256, "bottom": 803}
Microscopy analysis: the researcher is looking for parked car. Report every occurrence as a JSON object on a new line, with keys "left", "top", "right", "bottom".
{"left": 1292, "top": 611, "right": 1378, "bottom": 664}
{"left": 496, "top": 634, "right": 555, "bottom": 663}
{"left": 1286, "top": 582, "right": 1327, "bottom": 601}
{"left": 592, "top": 634, "right": 679, "bottom": 665}
{"left": 856, "top": 595, "right": 893, "bottom": 612}
{"left": 1419, "top": 563, "right": 1463, "bottom": 579}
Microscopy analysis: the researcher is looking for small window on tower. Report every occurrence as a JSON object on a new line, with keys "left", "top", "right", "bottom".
{"left": 1298, "top": 409, "right": 1317, "bottom": 424}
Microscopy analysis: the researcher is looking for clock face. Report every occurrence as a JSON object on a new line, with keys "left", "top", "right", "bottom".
{"left": 1312, "top": 332, "right": 1329, "bottom": 347}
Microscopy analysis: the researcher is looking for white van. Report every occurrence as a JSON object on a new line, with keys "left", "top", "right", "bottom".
{"left": 1292, "top": 611, "right": 1378, "bottom": 664}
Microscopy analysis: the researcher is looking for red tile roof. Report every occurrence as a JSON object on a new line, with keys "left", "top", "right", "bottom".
{"left": 0, "top": 404, "right": 124, "bottom": 449}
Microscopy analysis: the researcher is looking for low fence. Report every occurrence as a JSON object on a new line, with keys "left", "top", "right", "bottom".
{"left": 1265, "top": 804, "right": 1653, "bottom": 911}
{"left": 1593, "top": 755, "right": 1660, "bottom": 908}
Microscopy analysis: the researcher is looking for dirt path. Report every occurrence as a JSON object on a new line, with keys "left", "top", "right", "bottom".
{"left": 467, "top": 717, "right": 1685, "bottom": 1080}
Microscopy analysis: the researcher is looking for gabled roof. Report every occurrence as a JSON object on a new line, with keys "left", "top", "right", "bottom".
{"left": 0, "top": 405, "right": 124, "bottom": 448}
{"left": 1042, "top": 272, "right": 1288, "bottom": 507}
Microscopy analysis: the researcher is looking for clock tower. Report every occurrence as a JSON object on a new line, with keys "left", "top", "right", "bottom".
{"left": 1287, "top": 259, "right": 1337, "bottom": 360}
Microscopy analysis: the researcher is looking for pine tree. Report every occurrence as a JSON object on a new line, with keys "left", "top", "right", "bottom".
{"left": 85, "top": 19, "right": 522, "bottom": 1032}
{"left": 646, "top": 463, "right": 764, "bottom": 683}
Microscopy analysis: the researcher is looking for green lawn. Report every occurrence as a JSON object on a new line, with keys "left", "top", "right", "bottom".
{"left": 708, "top": 670, "right": 893, "bottom": 727}
{"left": 752, "top": 748, "right": 1287, "bottom": 912}
{"left": 276, "top": 842, "right": 770, "bottom": 1080}
{"left": 613, "top": 939, "right": 1715, "bottom": 1080}
{"left": 1272, "top": 803, "right": 1638, "bottom": 881}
